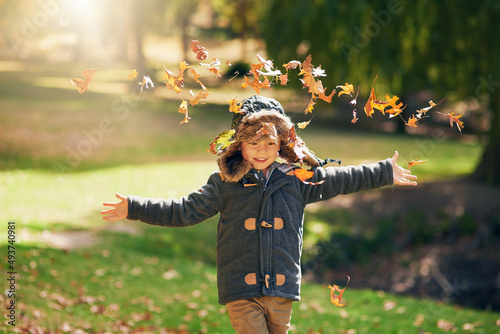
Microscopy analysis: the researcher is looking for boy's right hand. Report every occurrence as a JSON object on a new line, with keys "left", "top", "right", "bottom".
{"left": 101, "top": 193, "right": 128, "bottom": 221}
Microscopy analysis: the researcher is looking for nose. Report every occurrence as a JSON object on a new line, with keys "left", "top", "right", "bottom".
{"left": 256, "top": 142, "right": 267, "bottom": 152}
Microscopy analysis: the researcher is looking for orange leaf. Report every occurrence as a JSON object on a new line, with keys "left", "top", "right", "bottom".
{"left": 191, "top": 40, "right": 208, "bottom": 60}
{"left": 190, "top": 68, "right": 206, "bottom": 90}
{"left": 71, "top": 68, "right": 99, "bottom": 94}
{"left": 228, "top": 97, "right": 243, "bottom": 113}
{"left": 189, "top": 89, "right": 209, "bottom": 106}
{"left": 283, "top": 60, "right": 301, "bottom": 70}
{"left": 407, "top": 158, "right": 428, "bottom": 171}
{"left": 178, "top": 100, "right": 190, "bottom": 125}
{"left": 336, "top": 82, "right": 354, "bottom": 97}
{"left": 351, "top": 110, "right": 358, "bottom": 123}
{"left": 437, "top": 111, "right": 464, "bottom": 133}
{"left": 127, "top": 69, "right": 138, "bottom": 80}
{"left": 305, "top": 98, "right": 316, "bottom": 114}
{"left": 297, "top": 117, "right": 313, "bottom": 129}
{"left": 292, "top": 168, "right": 314, "bottom": 182}
{"left": 328, "top": 276, "right": 350, "bottom": 307}
{"left": 405, "top": 115, "right": 419, "bottom": 128}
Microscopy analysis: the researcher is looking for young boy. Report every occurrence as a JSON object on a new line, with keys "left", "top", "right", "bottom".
{"left": 101, "top": 95, "right": 417, "bottom": 333}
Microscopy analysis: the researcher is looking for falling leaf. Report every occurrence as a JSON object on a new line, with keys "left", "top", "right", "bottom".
{"left": 337, "top": 82, "right": 354, "bottom": 97}
{"left": 283, "top": 60, "right": 302, "bottom": 70}
{"left": 163, "top": 66, "right": 183, "bottom": 94}
{"left": 71, "top": 68, "right": 99, "bottom": 94}
{"left": 328, "top": 276, "right": 350, "bottom": 307}
{"left": 351, "top": 110, "right": 358, "bottom": 123}
{"left": 127, "top": 69, "right": 138, "bottom": 80}
{"left": 255, "top": 122, "right": 278, "bottom": 142}
{"left": 279, "top": 73, "right": 289, "bottom": 85}
{"left": 178, "top": 100, "right": 190, "bottom": 125}
{"left": 191, "top": 40, "right": 208, "bottom": 60}
{"left": 241, "top": 72, "right": 271, "bottom": 94}
{"left": 200, "top": 58, "right": 222, "bottom": 78}
{"left": 437, "top": 111, "right": 464, "bottom": 133}
{"left": 189, "top": 89, "right": 209, "bottom": 106}
{"left": 190, "top": 68, "right": 206, "bottom": 90}
{"left": 292, "top": 168, "right": 314, "bottom": 182}
{"left": 312, "top": 66, "right": 327, "bottom": 77}
{"left": 407, "top": 158, "right": 428, "bottom": 170}
{"left": 228, "top": 97, "right": 243, "bottom": 113}
{"left": 207, "top": 130, "right": 235, "bottom": 154}
{"left": 416, "top": 98, "right": 445, "bottom": 119}
{"left": 363, "top": 76, "right": 378, "bottom": 117}
{"left": 297, "top": 117, "right": 313, "bottom": 129}
{"left": 138, "top": 75, "right": 156, "bottom": 99}
{"left": 405, "top": 115, "right": 420, "bottom": 128}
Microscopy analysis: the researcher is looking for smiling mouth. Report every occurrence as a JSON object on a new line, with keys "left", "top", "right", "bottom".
{"left": 254, "top": 158, "right": 268, "bottom": 162}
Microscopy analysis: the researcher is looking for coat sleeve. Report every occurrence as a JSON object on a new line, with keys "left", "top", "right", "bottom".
{"left": 302, "top": 158, "right": 394, "bottom": 205}
{"left": 127, "top": 172, "right": 222, "bottom": 227}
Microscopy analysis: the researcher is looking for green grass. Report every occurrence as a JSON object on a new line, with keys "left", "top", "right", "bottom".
{"left": 1, "top": 61, "right": 498, "bottom": 332}
{"left": 3, "top": 222, "right": 499, "bottom": 333}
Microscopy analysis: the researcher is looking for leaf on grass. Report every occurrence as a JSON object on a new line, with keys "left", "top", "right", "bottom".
{"left": 437, "top": 319, "right": 456, "bottom": 332}
{"left": 328, "top": 276, "right": 350, "bottom": 307}
{"left": 71, "top": 68, "right": 99, "bottom": 94}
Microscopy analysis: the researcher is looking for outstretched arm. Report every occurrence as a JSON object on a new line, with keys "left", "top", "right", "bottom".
{"left": 101, "top": 193, "right": 128, "bottom": 221}
{"left": 391, "top": 151, "right": 417, "bottom": 186}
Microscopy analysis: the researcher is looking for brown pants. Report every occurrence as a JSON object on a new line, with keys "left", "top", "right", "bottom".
{"left": 226, "top": 297, "right": 293, "bottom": 334}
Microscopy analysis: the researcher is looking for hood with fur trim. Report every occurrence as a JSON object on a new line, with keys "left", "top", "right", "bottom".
{"left": 217, "top": 96, "right": 321, "bottom": 182}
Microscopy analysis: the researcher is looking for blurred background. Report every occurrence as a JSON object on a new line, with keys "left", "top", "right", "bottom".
{"left": 1, "top": 0, "right": 499, "bottom": 332}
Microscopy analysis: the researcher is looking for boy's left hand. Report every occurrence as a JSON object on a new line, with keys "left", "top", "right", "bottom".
{"left": 391, "top": 151, "right": 418, "bottom": 186}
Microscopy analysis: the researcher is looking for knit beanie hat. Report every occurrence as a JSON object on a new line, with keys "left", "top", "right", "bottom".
{"left": 217, "top": 95, "right": 330, "bottom": 182}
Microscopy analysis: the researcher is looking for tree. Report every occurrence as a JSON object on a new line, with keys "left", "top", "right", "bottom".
{"left": 264, "top": 0, "right": 500, "bottom": 185}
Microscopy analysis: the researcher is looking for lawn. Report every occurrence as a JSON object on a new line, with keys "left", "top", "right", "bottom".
{"left": 1, "top": 61, "right": 499, "bottom": 332}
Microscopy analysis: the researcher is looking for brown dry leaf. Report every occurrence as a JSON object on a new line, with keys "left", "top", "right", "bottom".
{"left": 71, "top": 68, "right": 99, "bottom": 94}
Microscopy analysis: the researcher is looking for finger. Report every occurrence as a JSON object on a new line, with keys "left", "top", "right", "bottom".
{"left": 392, "top": 150, "right": 399, "bottom": 163}
{"left": 116, "top": 193, "right": 126, "bottom": 201}
{"left": 102, "top": 202, "right": 119, "bottom": 207}
{"left": 100, "top": 209, "right": 116, "bottom": 215}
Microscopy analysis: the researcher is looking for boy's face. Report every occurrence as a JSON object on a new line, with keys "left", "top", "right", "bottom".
{"left": 240, "top": 136, "right": 280, "bottom": 173}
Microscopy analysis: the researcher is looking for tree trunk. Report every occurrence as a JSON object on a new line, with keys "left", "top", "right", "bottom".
{"left": 470, "top": 90, "right": 500, "bottom": 186}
